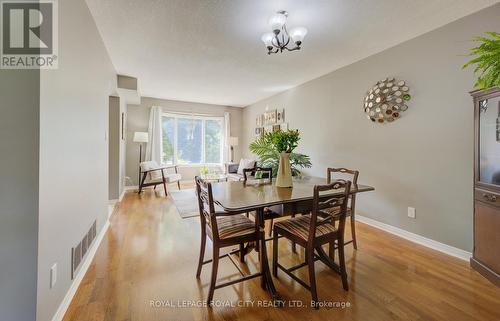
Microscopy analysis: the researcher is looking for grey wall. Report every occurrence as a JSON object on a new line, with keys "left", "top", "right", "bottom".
{"left": 242, "top": 4, "right": 500, "bottom": 252}
{"left": 0, "top": 70, "right": 40, "bottom": 321}
{"left": 109, "top": 96, "right": 121, "bottom": 200}
{"left": 126, "top": 97, "right": 243, "bottom": 185}
{"left": 36, "top": 0, "right": 117, "bottom": 321}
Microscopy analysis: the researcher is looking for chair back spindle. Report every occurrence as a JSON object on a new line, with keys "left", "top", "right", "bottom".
{"left": 309, "top": 180, "right": 351, "bottom": 244}
{"left": 195, "top": 176, "right": 220, "bottom": 239}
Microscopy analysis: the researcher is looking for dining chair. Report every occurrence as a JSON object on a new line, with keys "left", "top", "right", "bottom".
{"left": 272, "top": 180, "right": 351, "bottom": 307}
{"left": 243, "top": 167, "right": 283, "bottom": 237}
{"left": 195, "top": 176, "right": 267, "bottom": 304}
{"left": 327, "top": 167, "right": 359, "bottom": 252}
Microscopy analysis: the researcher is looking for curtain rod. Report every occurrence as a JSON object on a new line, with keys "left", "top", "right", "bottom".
{"left": 159, "top": 108, "right": 226, "bottom": 117}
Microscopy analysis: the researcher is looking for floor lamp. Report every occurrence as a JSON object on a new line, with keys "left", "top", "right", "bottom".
{"left": 229, "top": 136, "right": 239, "bottom": 163}
{"left": 133, "top": 132, "right": 149, "bottom": 191}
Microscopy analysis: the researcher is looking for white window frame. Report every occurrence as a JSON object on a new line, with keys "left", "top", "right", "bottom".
{"left": 162, "top": 112, "right": 225, "bottom": 166}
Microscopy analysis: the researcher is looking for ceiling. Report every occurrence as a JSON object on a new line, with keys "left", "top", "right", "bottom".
{"left": 86, "top": 0, "right": 498, "bottom": 107}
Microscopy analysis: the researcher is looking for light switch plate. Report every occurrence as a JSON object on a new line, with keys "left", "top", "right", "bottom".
{"left": 408, "top": 207, "right": 416, "bottom": 219}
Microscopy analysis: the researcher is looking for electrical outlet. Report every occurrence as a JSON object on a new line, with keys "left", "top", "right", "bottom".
{"left": 408, "top": 207, "right": 416, "bottom": 219}
{"left": 50, "top": 263, "right": 57, "bottom": 288}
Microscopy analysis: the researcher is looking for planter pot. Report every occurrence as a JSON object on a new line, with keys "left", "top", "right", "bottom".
{"left": 276, "top": 152, "right": 293, "bottom": 188}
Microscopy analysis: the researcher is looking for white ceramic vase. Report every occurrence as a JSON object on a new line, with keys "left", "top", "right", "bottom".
{"left": 276, "top": 152, "right": 293, "bottom": 187}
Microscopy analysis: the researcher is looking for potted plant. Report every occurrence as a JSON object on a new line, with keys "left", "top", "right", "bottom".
{"left": 463, "top": 32, "right": 500, "bottom": 90}
{"left": 249, "top": 131, "right": 311, "bottom": 181}
{"left": 250, "top": 130, "right": 308, "bottom": 187}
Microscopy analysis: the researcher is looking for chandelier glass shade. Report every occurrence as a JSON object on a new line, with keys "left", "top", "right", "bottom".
{"left": 261, "top": 11, "right": 307, "bottom": 55}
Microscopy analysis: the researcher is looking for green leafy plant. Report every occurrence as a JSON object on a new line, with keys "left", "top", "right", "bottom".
{"left": 199, "top": 165, "right": 209, "bottom": 175}
{"left": 463, "top": 32, "right": 500, "bottom": 90}
{"left": 249, "top": 130, "right": 311, "bottom": 177}
{"left": 269, "top": 129, "right": 300, "bottom": 153}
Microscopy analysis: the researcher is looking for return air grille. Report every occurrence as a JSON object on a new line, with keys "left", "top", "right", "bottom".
{"left": 71, "top": 220, "right": 97, "bottom": 279}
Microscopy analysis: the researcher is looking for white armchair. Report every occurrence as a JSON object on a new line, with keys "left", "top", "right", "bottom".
{"left": 139, "top": 161, "right": 182, "bottom": 195}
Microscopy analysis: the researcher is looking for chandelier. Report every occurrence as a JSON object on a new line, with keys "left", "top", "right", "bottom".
{"left": 261, "top": 11, "right": 308, "bottom": 55}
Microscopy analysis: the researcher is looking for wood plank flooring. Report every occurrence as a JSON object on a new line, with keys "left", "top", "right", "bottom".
{"left": 62, "top": 187, "right": 500, "bottom": 321}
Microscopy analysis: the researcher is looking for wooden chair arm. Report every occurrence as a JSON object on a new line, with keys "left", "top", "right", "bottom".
{"left": 142, "top": 165, "right": 178, "bottom": 174}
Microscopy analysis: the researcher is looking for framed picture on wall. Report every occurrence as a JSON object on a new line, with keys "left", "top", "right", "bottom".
{"left": 264, "top": 125, "right": 273, "bottom": 134}
{"left": 256, "top": 115, "right": 263, "bottom": 127}
{"left": 277, "top": 109, "right": 285, "bottom": 123}
{"left": 279, "top": 122, "right": 289, "bottom": 131}
{"left": 272, "top": 124, "right": 281, "bottom": 132}
{"left": 264, "top": 110, "right": 277, "bottom": 125}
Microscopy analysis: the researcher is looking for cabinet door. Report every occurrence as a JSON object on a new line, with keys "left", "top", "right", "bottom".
{"left": 474, "top": 201, "right": 500, "bottom": 273}
{"left": 478, "top": 96, "right": 500, "bottom": 186}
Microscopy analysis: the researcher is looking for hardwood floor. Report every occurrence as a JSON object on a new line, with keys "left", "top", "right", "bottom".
{"left": 62, "top": 187, "right": 500, "bottom": 321}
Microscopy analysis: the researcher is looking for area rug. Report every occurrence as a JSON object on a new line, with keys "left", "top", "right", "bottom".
{"left": 170, "top": 189, "right": 199, "bottom": 219}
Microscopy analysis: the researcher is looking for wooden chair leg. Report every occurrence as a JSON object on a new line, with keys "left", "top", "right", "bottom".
{"left": 207, "top": 246, "right": 220, "bottom": 305}
{"left": 338, "top": 238, "right": 349, "bottom": 291}
{"left": 160, "top": 170, "right": 168, "bottom": 196}
{"left": 291, "top": 213, "right": 297, "bottom": 253}
{"left": 268, "top": 218, "right": 274, "bottom": 237}
{"left": 329, "top": 241, "right": 335, "bottom": 262}
{"left": 139, "top": 173, "right": 147, "bottom": 194}
{"left": 351, "top": 214, "right": 358, "bottom": 250}
{"left": 162, "top": 181, "right": 168, "bottom": 196}
{"left": 196, "top": 224, "right": 206, "bottom": 278}
{"left": 177, "top": 181, "right": 181, "bottom": 190}
{"left": 239, "top": 243, "right": 245, "bottom": 263}
{"left": 154, "top": 185, "right": 157, "bottom": 190}
{"left": 259, "top": 230, "right": 266, "bottom": 289}
{"left": 306, "top": 247, "right": 319, "bottom": 308}
{"left": 272, "top": 230, "right": 279, "bottom": 277}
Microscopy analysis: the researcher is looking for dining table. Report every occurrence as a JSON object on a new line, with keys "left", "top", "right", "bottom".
{"left": 210, "top": 175, "right": 375, "bottom": 304}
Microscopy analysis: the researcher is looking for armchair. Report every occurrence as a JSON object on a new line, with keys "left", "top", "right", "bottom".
{"left": 139, "top": 161, "right": 181, "bottom": 195}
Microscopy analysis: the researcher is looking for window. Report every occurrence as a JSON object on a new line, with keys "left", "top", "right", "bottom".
{"left": 161, "top": 113, "right": 224, "bottom": 165}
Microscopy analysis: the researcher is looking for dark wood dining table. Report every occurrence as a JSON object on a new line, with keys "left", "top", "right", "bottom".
{"left": 210, "top": 176, "right": 375, "bottom": 303}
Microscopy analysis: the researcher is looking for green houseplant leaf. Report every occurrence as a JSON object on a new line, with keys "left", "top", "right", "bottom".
{"left": 463, "top": 32, "right": 500, "bottom": 90}
{"left": 249, "top": 130, "right": 311, "bottom": 177}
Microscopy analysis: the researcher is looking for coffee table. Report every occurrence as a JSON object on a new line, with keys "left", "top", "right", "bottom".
{"left": 199, "top": 173, "right": 228, "bottom": 183}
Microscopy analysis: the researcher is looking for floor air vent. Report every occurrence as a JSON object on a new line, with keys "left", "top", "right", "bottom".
{"left": 71, "top": 220, "right": 97, "bottom": 279}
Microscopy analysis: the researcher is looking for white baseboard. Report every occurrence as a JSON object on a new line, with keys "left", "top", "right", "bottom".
{"left": 107, "top": 204, "right": 114, "bottom": 219}
{"left": 50, "top": 218, "right": 110, "bottom": 321}
{"left": 119, "top": 189, "right": 126, "bottom": 202}
{"left": 356, "top": 215, "right": 472, "bottom": 261}
{"left": 124, "top": 185, "right": 138, "bottom": 191}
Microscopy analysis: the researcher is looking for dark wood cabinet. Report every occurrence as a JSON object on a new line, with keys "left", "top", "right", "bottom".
{"left": 471, "top": 87, "right": 500, "bottom": 287}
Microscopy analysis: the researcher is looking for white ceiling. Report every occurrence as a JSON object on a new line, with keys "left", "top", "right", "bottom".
{"left": 86, "top": 0, "right": 498, "bottom": 107}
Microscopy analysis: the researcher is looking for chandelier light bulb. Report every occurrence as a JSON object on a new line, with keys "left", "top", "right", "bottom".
{"left": 268, "top": 12, "right": 287, "bottom": 33}
{"left": 289, "top": 27, "right": 308, "bottom": 45}
{"left": 261, "top": 33, "right": 275, "bottom": 48}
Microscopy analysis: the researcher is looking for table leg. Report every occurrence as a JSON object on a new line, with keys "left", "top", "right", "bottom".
{"left": 256, "top": 208, "right": 282, "bottom": 305}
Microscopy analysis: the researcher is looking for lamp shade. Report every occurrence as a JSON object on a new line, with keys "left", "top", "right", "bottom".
{"left": 269, "top": 12, "right": 287, "bottom": 32}
{"left": 133, "top": 132, "right": 149, "bottom": 143}
{"left": 261, "top": 33, "right": 275, "bottom": 47}
{"left": 228, "top": 136, "right": 239, "bottom": 146}
{"left": 289, "top": 27, "right": 308, "bottom": 44}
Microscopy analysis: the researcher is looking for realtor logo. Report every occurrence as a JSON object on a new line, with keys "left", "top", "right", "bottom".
{"left": 1, "top": 0, "right": 58, "bottom": 69}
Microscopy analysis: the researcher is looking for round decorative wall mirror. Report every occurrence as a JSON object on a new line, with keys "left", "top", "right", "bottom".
{"left": 363, "top": 78, "right": 411, "bottom": 123}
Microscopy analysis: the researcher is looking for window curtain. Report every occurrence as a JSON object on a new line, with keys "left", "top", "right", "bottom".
{"left": 223, "top": 112, "right": 231, "bottom": 164}
{"left": 146, "top": 106, "right": 163, "bottom": 164}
